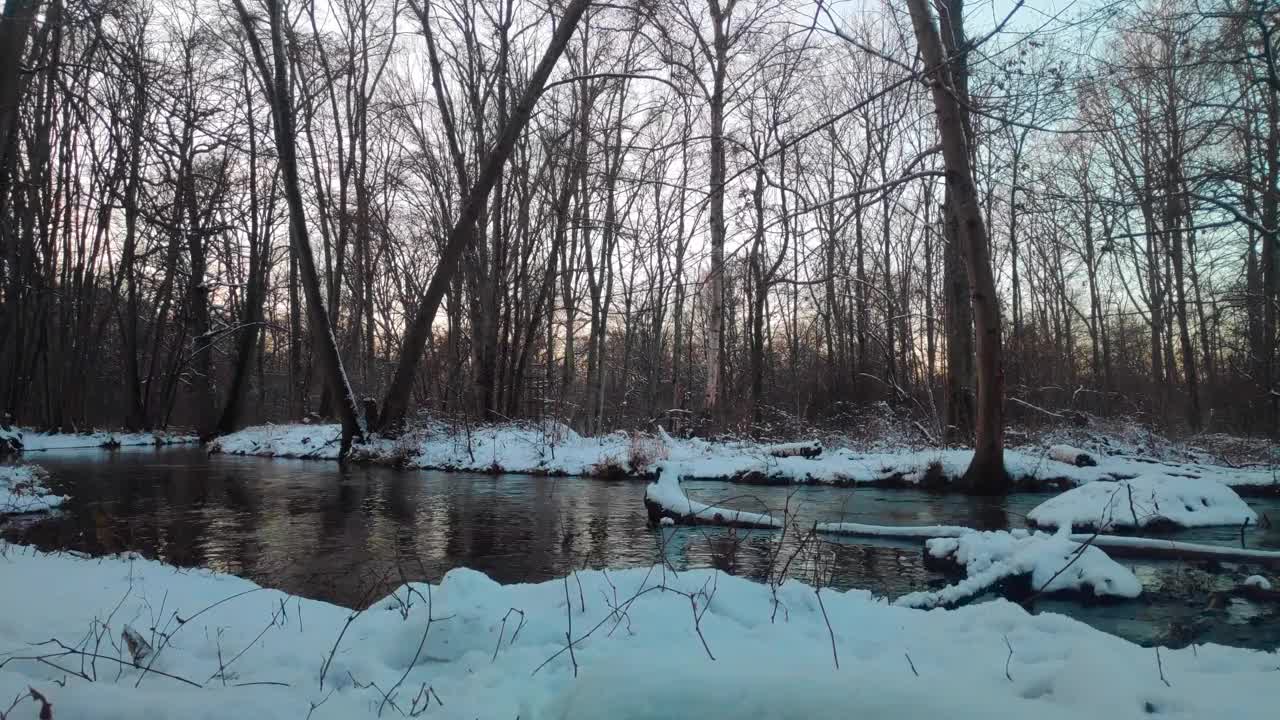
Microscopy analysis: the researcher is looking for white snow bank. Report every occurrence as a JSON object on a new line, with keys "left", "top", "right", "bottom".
{"left": 896, "top": 530, "right": 1142, "bottom": 609}
{"left": 1068, "top": 449, "right": 1280, "bottom": 490}
{"left": 0, "top": 464, "right": 65, "bottom": 514}
{"left": 1028, "top": 476, "right": 1257, "bottom": 531}
{"left": 1243, "top": 575, "right": 1272, "bottom": 591}
{"left": 1, "top": 545, "right": 1276, "bottom": 719}
{"left": 213, "top": 423, "right": 1097, "bottom": 487}
{"left": 210, "top": 422, "right": 346, "bottom": 459}
{"left": 213, "top": 423, "right": 1278, "bottom": 495}
{"left": 15, "top": 428, "right": 198, "bottom": 452}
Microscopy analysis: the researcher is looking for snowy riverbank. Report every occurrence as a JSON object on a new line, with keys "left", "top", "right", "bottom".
{"left": 2, "top": 426, "right": 198, "bottom": 453}
{"left": 0, "top": 543, "right": 1276, "bottom": 719}
{"left": 209, "top": 421, "right": 1280, "bottom": 494}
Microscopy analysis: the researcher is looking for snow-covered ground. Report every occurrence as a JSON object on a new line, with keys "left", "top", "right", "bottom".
{"left": 1028, "top": 476, "right": 1259, "bottom": 531}
{"left": 0, "top": 544, "right": 1276, "bottom": 719}
{"left": 0, "top": 464, "right": 65, "bottom": 515}
{"left": 7, "top": 427, "right": 198, "bottom": 452}
{"left": 211, "top": 422, "right": 1279, "bottom": 495}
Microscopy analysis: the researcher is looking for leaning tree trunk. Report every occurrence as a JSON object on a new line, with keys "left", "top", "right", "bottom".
{"left": 377, "top": 0, "right": 593, "bottom": 433}
{"left": 907, "top": 0, "right": 1008, "bottom": 493}
{"left": 232, "top": 0, "right": 364, "bottom": 455}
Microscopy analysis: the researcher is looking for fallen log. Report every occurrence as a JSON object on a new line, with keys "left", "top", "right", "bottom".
{"left": 645, "top": 463, "right": 781, "bottom": 530}
{"left": 1075, "top": 535, "right": 1280, "bottom": 570}
{"left": 764, "top": 441, "right": 822, "bottom": 459}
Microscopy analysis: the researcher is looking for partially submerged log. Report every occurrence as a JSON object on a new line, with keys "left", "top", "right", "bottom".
{"left": 645, "top": 463, "right": 781, "bottom": 530}
{"left": 815, "top": 522, "right": 970, "bottom": 541}
{"left": 1076, "top": 535, "right": 1280, "bottom": 570}
{"left": 899, "top": 531, "right": 1142, "bottom": 609}
{"left": 643, "top": 495, "right": 780, "bottom": 530}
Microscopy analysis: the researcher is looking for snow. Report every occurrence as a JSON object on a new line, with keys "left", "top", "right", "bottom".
{"left": 1028, "top": 476, "right": 1257, "bottom": 531}
{"left": 212, "top": 422, "right": 1277, "bottom": 495}
{"left": 0, "top": 464, "right": 65, "bottom": 515}
{"left": 211, "top": 422, "right": 1098, "bottom": 486}
{"left": 13, "top": 428, "right": 198, "bottom": 452}
{"left": 0, "top": 544, "right": 1276, "bottom": 719}
{"left": 1243, "top": 575, "right": 1272, "bottom": 591}
{"left": 896, "top": 530, "right": 1143, "bottom": 609}
{"left": 644, "top": 463, "right": 781, "bottom": 528}
{"left": 0, "top": 425, "right": 20, "bottom": 454}
{"left": 1048, "top": 444, "right": 1097, "bottom": 467}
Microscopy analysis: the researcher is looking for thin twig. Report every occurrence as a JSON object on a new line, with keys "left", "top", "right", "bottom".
{"left": 815, "top": 588, "right": 839, "bottom": 669}
{"left": 563, "top": 576, "right": 578, "bottom": 677}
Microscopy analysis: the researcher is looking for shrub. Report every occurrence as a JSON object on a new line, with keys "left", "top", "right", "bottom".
{"left": 626, "top": 432, "right": 669, "bottom": 474}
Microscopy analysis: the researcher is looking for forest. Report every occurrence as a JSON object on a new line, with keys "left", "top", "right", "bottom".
{"left": 3, "top": 2, "right": 1280, "bottom": 716}
{"left": 0, "top": 0, "right": 1277, "bottom": 453}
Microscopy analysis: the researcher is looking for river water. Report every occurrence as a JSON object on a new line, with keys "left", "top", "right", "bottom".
{"left": 5, "top": 447, "right": 1279, "bottom": 650}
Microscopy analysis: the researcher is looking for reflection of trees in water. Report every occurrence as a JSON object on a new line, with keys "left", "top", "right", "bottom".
{"left": 655, "top": 527, "right": 936, "bottom": 598}
{"left": 15, "top": 454, "right": 973, "bottom": 609}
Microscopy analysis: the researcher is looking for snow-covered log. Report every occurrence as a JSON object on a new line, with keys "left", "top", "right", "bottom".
{"left": 764, "top": 441, "right": 822, "bottom": 459}
{"left": 1075, "top": 535, "right": 1280, "bottom": 570}
{"left": 1048, "top": 444, "right": 1097, "bottom": 467}
{"left": 643, "top": 464, "right": 780, "bottom": 529}
{"left": 813, "top": 522, "right": 971, "bottom": 540}
{"left": 896, "top": 530, "right": 1142, "bottom": 609}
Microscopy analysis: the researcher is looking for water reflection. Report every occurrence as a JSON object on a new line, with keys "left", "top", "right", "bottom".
{"left": 5, "top": 448, "right": 1279, "bottom": 650}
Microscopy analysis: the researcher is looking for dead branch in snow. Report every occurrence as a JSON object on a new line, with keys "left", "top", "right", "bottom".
{"left": 491, "top": 608, "right": 527, "bottom": 663}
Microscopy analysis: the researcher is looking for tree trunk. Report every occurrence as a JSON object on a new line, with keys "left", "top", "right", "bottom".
{"left": 907, "top": 0, "right": 1007, "bottom": 492}
{"left": 703, "top": 0, "right": 730, "bottom": 426}
{"left": 233, "top": 0, "right": 365, "bottom": 454}
{"left": 377, "top": 0, "right": 592, "bottom": 432}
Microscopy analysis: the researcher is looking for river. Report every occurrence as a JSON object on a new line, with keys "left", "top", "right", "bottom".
{"left": 4, "top": 447, "right": 1279, "bottom": 650}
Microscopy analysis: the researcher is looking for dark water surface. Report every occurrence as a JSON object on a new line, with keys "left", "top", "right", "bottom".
{"left": 5, "top": 447, "right": 1279, "bottom": 650}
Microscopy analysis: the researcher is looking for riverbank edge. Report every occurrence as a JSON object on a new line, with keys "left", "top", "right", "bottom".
{"left": 205, "top": 422, "right": 1280, "bottom": 497}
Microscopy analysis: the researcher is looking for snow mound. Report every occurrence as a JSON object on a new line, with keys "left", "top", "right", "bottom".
{"left": 0, "top": 464, "right": 65, "bottom": 514}
{"left": 896, "top": 530, "right": 1141, "bottom": 609}
{"left": 1243, "top": 575, "right": 1272, "bottom": 591}
{"left": 211, "top": 423, "right": 345, "bottom": 459}
{"left": 1028, "top": 476, "right": 1257, "bottom": 531}
{"left": 1, "top": 545, "right": 1275, "bottom": 719}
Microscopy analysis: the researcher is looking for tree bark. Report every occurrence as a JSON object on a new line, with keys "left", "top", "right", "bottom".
{"left": 702, "top": 0, "right": 732, "bottom": 426}
{"left": 908, "top": 0, "right": 1007, "bottom": 492}
{"left": 233, "top": 0, "right": 365, "bottom": 454}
